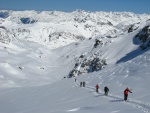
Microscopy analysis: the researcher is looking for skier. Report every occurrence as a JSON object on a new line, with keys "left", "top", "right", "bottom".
{"left": 83, "top": 81, "right": 86, "bottom": 87}
{"left": 95, "top": 84, "right": 99, "bottom": 93}
{"left": 74, "top": 78, "right": 77, "bottom": 82}
{"left": 80, "top": 82, "right": 83, "bottom": 87}
{"left": 62, "top": 76, "right": 66, "bottom": 80}
{"left": 104, "top": 86, "right": 109, "bottom": 95}
{"left": 124, "top": 87, "right": 132, "bottom": 101}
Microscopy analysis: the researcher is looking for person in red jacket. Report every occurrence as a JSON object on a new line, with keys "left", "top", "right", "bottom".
{"left": 124, "top": 87, "right": 132, "bottom": 101}
{"left": 95, "top": 84, "right": 99, "bottom": 93}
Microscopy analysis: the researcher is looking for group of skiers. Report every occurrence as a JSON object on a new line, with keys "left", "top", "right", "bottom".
{"left": 97, "top": 85, "right": 133, "bottom": 101}
{"left": 95, "top": 84, "right": 109, "bottom": 96}
{"left": 95, "top": 84, "right": 132, "bottom": 101}
{"left": 75, "top": 78, "right": 132, "bottom": 101}
{"left": 80, "top": 81, "right": 86, "bottom": 87}
{"left": 74, "top": 78, "right": 86, "bottom": 87}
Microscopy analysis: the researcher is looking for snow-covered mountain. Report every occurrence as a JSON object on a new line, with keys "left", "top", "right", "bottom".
{"left": 0, "top": 10, "right": 150, "bottom": 48}
{"left": 0, "top": 10, "right": 150, "bottom": 113}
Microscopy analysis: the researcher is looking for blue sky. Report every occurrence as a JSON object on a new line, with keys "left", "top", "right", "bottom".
{"left": 0, "top": 0, "right": 149, "bottom": 14}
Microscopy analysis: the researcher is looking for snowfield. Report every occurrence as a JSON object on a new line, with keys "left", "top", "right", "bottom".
{"left": 0, "top": 10, "right": 150, "bottom": 113}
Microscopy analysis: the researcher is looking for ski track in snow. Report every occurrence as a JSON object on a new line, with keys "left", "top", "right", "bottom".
{"left": 74, "top": 79, "right": 150, "bottom": 113}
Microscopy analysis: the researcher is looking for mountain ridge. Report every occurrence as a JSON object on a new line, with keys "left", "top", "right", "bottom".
{"left": 0, "top": 10, "right": 150, "bottom": 49}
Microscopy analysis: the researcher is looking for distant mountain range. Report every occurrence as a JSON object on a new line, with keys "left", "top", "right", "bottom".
{"left": 0, "top": 10, "right": 150, "bottom": 49}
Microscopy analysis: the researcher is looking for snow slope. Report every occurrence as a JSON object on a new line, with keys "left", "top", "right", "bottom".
{"left": 0, "top": 10, "right": 150, "bottom": 113}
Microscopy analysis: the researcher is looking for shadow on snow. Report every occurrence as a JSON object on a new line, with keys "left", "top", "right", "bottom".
{"left": 117, "top": 37, "right": 150, "bottom": 64}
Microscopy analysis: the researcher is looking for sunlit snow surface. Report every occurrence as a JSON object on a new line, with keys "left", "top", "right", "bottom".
{"left": 0, "top": 10, "right": 150, "bottom": 113}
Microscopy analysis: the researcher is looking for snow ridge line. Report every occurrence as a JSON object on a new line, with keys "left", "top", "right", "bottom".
{"left": 74, "top": 79, "right": 150, "bottom": 113}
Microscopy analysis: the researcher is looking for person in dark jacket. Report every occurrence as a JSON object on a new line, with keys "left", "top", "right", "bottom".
{"left": 83, "top": 81, "right": 86, "bottom": 87}
{"left": 104, "top": 86, "right": 109, "bottom": 95}
{"left": 124, "top": 87, "right": 132, "bottom": 101}
{"left": 95, "top": 84, "right": 99, "bottom": 93}
{"left": 80, "top": 82, "right": 83, "bottom": 87}
{"left": 74, "top": 78, "right": 77, "bottom": 82}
